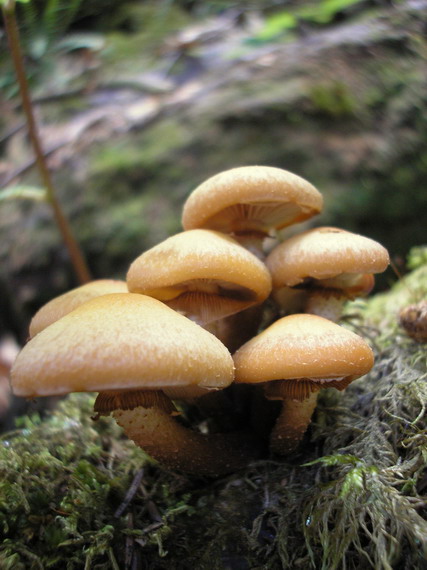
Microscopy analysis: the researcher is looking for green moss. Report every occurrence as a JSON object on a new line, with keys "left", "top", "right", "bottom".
{"left": 2, "top": 264, "right": 426, "bottom": 568}
{"left": 89, "top": 119, "right": 193, "bottom": 188}
{"left": 309, "top": 82, "right": 357, "bottom": 118}
{"left": 304, "top": 344, "right": 427, "bottom": 569}
{"left": 0, "top": 394, "right": 185, "bottom": 568}
{"left": 345, "top": 261, "right": 427, "bottom": 342}
{"left": 407, "top": 245, "right": 427, "bottom": 271}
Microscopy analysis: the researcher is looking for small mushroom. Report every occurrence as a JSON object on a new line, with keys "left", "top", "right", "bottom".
{"left": 233, "top": 314, "right": 374, "bottom": 455}
{"left": 29, "top": 279, "right": 128, "bottom": 337}
{"left": 127, "top": 229, "right": 272, "bottom": 327}
{"left": 266, "top": 227, "right": 390, "bottom": 321}
{"left": 11, "top": 293, "right": 260, "bottom": 476}
{"left": 399, "top": 300, "right": 427, "bottom": 342}
{"left": 182, "top": 166, "right": 323, "bottom": 257}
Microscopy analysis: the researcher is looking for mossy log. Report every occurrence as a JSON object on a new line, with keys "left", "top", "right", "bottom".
{"left": 1, "top": 264, "right": 426, "bottom": 569}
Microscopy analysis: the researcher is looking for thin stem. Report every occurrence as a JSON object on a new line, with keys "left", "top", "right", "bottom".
{"left": 305, "top": 291, "right": 346, "bottom": 322}
{"left": 270, "top": 391, "right": 318, "bottom": 455}
{"left": 2, "top": 1, "right": 91, "bottom": 284}
{"left": 233, "top": 232, "right": 266, "bottom": 260}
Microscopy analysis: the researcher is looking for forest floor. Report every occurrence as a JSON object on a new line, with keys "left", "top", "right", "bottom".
{"left": 0, "top": 3, "right": 426, "bottom": 567}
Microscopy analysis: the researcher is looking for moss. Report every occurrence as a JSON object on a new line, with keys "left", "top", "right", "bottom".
{"left": 407, "top": 245, "right": 427, "bottom": 271}
{"left": 304, "top": 343, "right": 427, "bottom": 569}
{"left": 88, "top": 119, "right": 194, "bottom": 191}
{"left": 0, "top": 394, "right": 190, "bottom": 568}
{"left": 2, "top": 263, "right": 426, "bottom": 568}
{"left": 346, "top": 260, "right": 427, "bottom": 341}
{"left": 308, "top": 82, "right": 357, "bottom": 118}
{"left": 75, "top": 192, "right": 180, "bottom": 278}
{"left": 2, "top": 3, "right": 427, "bottom": 563}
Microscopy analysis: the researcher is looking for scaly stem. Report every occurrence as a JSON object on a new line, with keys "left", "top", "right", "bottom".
{"left": 113, "top": 404, "right": 262, "bottom": 476}
{"left": 2, "top": 1, "right": 91, "bottom": 284}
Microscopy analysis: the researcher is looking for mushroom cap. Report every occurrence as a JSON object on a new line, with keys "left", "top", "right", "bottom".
{"left": 266, "top": 227, "right": 390, "bottom": 288}
{"left": 233, "top": 313, "right": 374, "bottom": 384}
{"left": 29, "top": 279, "right": 128, "bottom": 338}
{"left": 11, "top": 293, "right": 234, "bottom": 397}
{"left": 182, "top": 166, "right": 323, "bottom": 235}
{"left": 127, "top": 229, "right": 272, "bottom": 323}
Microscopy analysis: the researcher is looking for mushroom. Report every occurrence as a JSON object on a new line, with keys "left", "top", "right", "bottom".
{"left": 266, "top": 227, "right": 390, "bottom": 321}
{"left": 127, "top": 229, "right": 272, "bottom": 327}
{"left": 11, "top": 293, "right": 260, "bottom": 476}
{"left": 181, "top": 166, "right": 323, "bottom": 257}
{"left": 127, "top": 229, "right": 272, "bottom": 428}
{"left": 29, "top": 279, "right": 128, "bottom": 337}
{"left": 399, "top": 300, "right": 427, "bottom": 342}
{"left": 233, "top": 314, "right": 375, "bottom": 455}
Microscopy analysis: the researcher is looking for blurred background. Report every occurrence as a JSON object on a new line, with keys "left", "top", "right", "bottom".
{"left": 1, "top": 0, "right": 426, "bottom": 343}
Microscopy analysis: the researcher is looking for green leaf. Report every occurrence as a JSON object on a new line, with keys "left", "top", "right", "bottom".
{"left": 247, "top": 0, "right": 365, "bottom": 45}
{"left": 0, "top": 185, "right": 48, "bottom": 202}
{"left": 257, "top": 12, "right": 297, "bottom": 40}
{"left": 299, "top": 0, "right": 365, "bottom": 25}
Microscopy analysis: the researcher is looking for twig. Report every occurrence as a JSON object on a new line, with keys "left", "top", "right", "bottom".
{"left": 2, "top": 0, "right": 91, "bottom": 284}
{"left": 114, "top": 468, "right": 145, "bottom": 518}
{"left": 124, "top": 513, "right": 135, "bottom": 570}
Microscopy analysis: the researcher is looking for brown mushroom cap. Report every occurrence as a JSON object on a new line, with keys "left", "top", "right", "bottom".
{"left": 233, "top": 313, "right": 374, "bottom": 392}
{"left": 399, "top": 300, "right": 427, "bottom": 342}
{"left": 181, "top": 166, "right": 323, "bottom": 236}
{"left": 29, "top": 279, "right": 128, "bottom": 338}
{"left": 11, "top": 293, "right": 234, "bottom": 397}
{"left": 266, "top": 227, "right": 390, "bottom": 289}
{"left": 127, "top": 229, "right": 272, "bottom": 324}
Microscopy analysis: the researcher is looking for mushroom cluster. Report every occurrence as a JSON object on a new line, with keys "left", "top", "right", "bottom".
{"left": 10, "top": 166, "right": 390, "bottom": 476}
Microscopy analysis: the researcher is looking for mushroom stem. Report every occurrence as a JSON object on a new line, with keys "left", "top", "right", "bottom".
{"left": 113, "top": 405, "right": 261, "bottom": 476}
{"left": 203, "top": 304, "right": 264, "bottom": 353}
{"left": 303, "top": 274, "right": 376, "bottom": 321}
{"left": 269, "top": 391, "right": 318, "bottom": 455}
{"left": 304, "top": 291, "right": 346, "bottom": 322}
{"left": 232, "top": 232, "right": 266, "bottom": 259}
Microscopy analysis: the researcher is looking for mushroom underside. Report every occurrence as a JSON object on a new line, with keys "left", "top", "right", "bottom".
{"left": 264, "top": 376, "right": 354, "bottom": 401}
{"left": 154, "top": 280, "right": 259, "bottom": 324}
{"left": 200, "top": 201, "right": 312, "bottom": 235}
